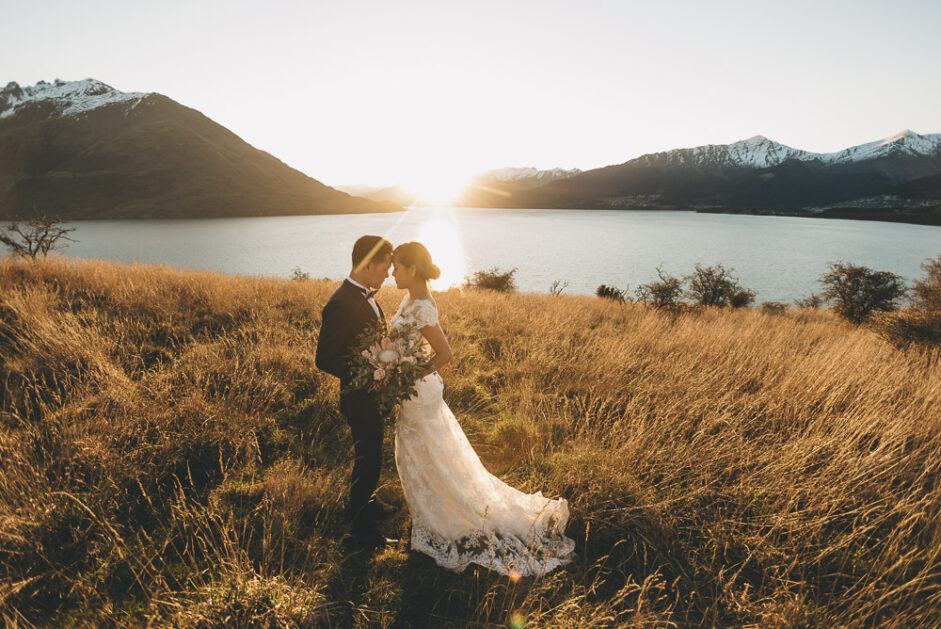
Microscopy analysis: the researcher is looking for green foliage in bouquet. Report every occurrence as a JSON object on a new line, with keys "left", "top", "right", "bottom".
{"left": 342, "top": 319, "right": 434, "bottom": 416}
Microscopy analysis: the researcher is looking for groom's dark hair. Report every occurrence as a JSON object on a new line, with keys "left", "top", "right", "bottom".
{"left": 352, "top": 235, "right": 393, "bottom": 270}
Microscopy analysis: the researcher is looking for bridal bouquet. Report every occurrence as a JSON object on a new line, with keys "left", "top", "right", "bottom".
{"left": 343, "top": 320, "right": 433, "bottom": 416}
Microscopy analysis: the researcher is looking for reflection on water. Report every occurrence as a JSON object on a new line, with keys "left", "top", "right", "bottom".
{"left": 58, "top": 208, "right": 940, "bottom": 303}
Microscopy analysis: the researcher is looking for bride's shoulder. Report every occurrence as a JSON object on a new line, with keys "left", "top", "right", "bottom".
{"left": 416, "top": 295, "right": 437, "bottom": 310}
{"left": 412, "top": 296, "right": 439, "bottom": 326}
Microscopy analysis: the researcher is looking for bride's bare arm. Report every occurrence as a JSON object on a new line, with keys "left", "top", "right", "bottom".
{"left": 420, "top": 324, "right": 452, "bottom": 375}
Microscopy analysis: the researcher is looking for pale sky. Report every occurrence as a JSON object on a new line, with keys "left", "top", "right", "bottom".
{"left": 4, "top": 0, "right": 941, "bottom": 197}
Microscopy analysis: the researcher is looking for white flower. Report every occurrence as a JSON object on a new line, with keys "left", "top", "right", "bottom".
{"left": 378, "top": 348, "right": 400, "bottom": 363}
{"left": 374, "top": 367, "right": 386, "bottom": 380}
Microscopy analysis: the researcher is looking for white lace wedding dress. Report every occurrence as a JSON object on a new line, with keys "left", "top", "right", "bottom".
{"left": 391, "top": 295, "right": 576, "bottom": 577}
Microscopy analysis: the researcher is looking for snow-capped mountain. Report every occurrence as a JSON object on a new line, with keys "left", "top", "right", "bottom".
{"left": 816, "top": 129, "right": 941, "bottom": 164}
{"left": 478, "top": 167, "right": 582, "bottom": 183}
{"left": 3, "top": 77, "right": 936, "bottom": 220}
{"left": 0, "top": 78, "right": 401, "bottom": 219}
{"left": 458, "top": 130, "right": 941, "bottom": 216}
{"left": 638, "top": 130, "right": 941, "bottom": 170}
{"left": 0, "top": 78, "right": 148, "bottom": 119}
{"left": 641, "top": 135, "right": 818, "bottom": 169}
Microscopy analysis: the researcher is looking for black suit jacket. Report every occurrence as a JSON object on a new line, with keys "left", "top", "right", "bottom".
{"left": 315, "top": 280, "right": 386, "bottom": 388}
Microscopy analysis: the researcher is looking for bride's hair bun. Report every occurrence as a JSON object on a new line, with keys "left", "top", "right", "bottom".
{"left": 393, "top": 241, "right": 440, "bottom": 281}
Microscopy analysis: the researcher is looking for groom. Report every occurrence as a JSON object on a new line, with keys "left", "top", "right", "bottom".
{"left": 316, "top": 235, "right": 397, "bottom": 549}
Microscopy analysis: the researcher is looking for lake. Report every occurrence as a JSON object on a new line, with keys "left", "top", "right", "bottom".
{"left": 56, "top": 208, "right": 940, "bottom": 304}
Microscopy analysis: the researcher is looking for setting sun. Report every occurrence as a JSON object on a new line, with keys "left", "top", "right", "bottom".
{"left": 417, "top": 215, "right": 466, "bottom": 289}
{"left": 404, "top": 170, "right": 472, "bottom": 206}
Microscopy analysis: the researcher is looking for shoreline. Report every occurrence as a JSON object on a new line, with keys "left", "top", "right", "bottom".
{"left": 695, "top": 206, "right": 941, "bottom": 226}
{"left": 6, "top": 205, "right": 939, "bottom": 226}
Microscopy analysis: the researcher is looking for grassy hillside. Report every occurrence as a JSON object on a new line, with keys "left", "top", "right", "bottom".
{"left": 1, "top": 257, "right": 939, "bottom": 627}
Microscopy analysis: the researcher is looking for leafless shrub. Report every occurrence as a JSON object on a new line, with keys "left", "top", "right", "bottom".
{"left": 464, "top": 267, "right": 517, "bottom": 292}
{"left": 874, "top": 255, "right": 941, "bottom": 349}
{"left": 596, "top": 284, "right": 628, "bottom": 303}
{"left": 0, "top": 212, "right": 76, "bottom": 260}
{"left": 795, "top": 293, "right": 824, "bottom": 309}
{"left": 730, "top": 288, "right": 757, "bottom": 308}
{"left": 762, "top": 301, "right": 787, "bottom": 315}
{"left": 549, "top": 279, "right": 569, "bottom": 296}
{"left": 911, "top": 255, "right": 941, "bottom": 313}
{"left": 635, "top": 266, "right": 684, "bottom": 309}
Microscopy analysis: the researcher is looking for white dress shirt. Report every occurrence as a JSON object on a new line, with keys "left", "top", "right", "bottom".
{"left": 346, "top": 276, "right": 381, "bottom": 318}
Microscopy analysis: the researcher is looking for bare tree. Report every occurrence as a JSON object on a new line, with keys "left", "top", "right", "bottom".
{"left": 549, "top": 279, "right": 569, "bottom": 296}
{"left": 1, "top": 213, "right": 77, "bottom": 260}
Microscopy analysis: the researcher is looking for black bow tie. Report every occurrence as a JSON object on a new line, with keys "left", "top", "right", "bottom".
{"left": 359, "top": 287, "right": 378, "bottom": 300}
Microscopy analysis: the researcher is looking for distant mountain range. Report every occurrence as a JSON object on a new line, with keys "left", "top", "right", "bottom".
{"left": 461, "top": 167, "right": 583, "bottom": 202}
{"left": 333, "top": 184, "right": 420, "bottom": 207}
{"left": 0, "top": 79, "right": 402, "bottom": 219}
{"left": 2, "top": 78, "right": 938, "bottom": 224}
{"left": 454, "top": 132, "right": 941, "bottom": 223}
{"left": 475, "top": 167, "right": 583, "bottom": 186}
{"left": 336, "top": 168, "right": 583, "bottom": 207}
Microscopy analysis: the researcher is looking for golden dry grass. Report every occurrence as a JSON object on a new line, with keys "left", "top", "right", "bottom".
{"left": 0, "top": 255, "right": 939, "bottom": 627}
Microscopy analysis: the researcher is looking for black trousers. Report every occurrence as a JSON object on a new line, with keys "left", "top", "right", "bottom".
{"left": 339, "top": 390, "right": 384, "bottom": 536}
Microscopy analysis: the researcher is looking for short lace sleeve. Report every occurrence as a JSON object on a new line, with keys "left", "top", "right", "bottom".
{"left": 412, "top": 299, "right": 438, "bottom": 328}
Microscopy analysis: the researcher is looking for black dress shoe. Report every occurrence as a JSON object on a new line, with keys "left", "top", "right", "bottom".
{"left": 340, "top": 533, "right": 360, "bottom": 552}
{"left": 372, "top": 500, "right": 397, "bottom": 520}
{"left": 341, "top": 531, "right": 398, "bottom": 551}
{"left": 361, "top": 531, "right": 398, "bottom": 548}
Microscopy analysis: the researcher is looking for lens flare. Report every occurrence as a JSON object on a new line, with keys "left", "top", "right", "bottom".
{"left": 417, "top": 216, "right": 466, "bottom": 290}
{"left": 405, "top": 170, "right": 472, "bottom": 206}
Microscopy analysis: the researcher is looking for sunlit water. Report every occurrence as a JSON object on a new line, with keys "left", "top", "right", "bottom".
{"left": 57, "top": 208, "right": 940, "bottom": 303}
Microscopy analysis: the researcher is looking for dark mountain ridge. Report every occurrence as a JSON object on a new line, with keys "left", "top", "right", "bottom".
{"left": 0, "top": 79, "right": 402, "bottom": 219}
{"left": 456, "top": 132, "right": 941, "bottom": 218}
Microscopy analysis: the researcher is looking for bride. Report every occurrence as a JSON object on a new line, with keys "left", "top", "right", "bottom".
{"left": 388, "top": 241, "right": 576, "bottom": 577}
